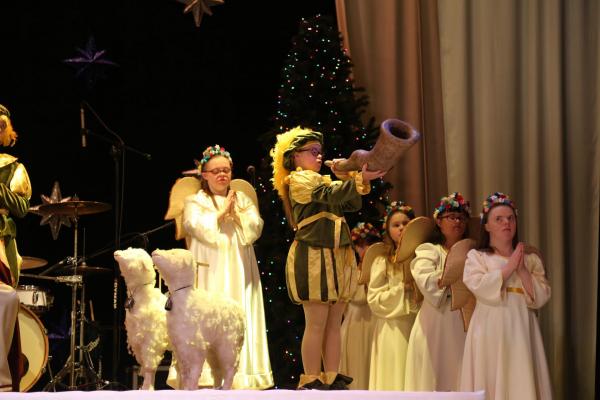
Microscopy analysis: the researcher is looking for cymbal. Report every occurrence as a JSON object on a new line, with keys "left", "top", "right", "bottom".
{"left": 58, "top": 265, "right": 112, "bottom": 276}
{"left": 21, "top": 256, "right": 48, "bottom": 270}
{"left": 37, "top": 201, "right": 111, "bottom": 216}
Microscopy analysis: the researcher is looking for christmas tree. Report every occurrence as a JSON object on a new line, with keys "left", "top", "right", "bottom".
{"left": 255, "top": 14, "right": 391, "bottom": 388}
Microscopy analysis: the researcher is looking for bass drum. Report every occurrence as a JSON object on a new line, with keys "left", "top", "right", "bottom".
{"left": 18, "top": 304, "right": 49, "bottom": 391}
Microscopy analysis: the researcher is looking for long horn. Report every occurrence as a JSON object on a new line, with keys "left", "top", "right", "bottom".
{"left": 331, "top": 119, "right": 421, "bottom": 172}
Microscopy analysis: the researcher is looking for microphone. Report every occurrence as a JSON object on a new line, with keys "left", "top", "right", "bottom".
{"left": 80, "top": 104, "right": 87, "bottom": 148}
{"left": 246, "top": 165, "right": 256, "bottom": 187}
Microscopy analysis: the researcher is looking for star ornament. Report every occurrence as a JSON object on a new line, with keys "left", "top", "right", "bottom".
{"left": 29, "top": 181, "right": 75, "bottom": 240}
{"left": 177, "top": 0, "right": 224, "bottom": 27}
{"left": 63, "top": 36, "right": 118, "bottom": 89}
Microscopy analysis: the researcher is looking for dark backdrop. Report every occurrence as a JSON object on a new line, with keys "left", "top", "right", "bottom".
{"left": 2, "top": 0, "right": 336, "bottom": 388}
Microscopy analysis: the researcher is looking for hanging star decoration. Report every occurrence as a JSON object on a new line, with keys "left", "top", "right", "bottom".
{"left": 29, "top": 181, "right": 75, "bottom": 240}
{"left": 63, "top": 36, "right": 118, "bottom": 90}
{"left": 176, "top": 0, "right": 224, "bottom": 27}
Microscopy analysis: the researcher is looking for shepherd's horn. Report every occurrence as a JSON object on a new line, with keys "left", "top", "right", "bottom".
{"left": 330, "top": 119, "right": 421, "bottom": 172}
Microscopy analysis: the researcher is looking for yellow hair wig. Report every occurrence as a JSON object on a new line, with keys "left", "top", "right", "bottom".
{"left": 270, "top": 126, "right": 317, "bottom": 199}
{"left": 0, "top": 115, "right": 17, "bottom": 147}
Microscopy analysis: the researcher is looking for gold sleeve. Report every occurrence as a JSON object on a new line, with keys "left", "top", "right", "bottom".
{"left": 351, "top": 171, "right": 370, "bottom": 195}
{"left": 10, "top": 163, "right": 32, "bottom": 200}
{"left": 289, "top": 170, "right": 326, "bottom": 204}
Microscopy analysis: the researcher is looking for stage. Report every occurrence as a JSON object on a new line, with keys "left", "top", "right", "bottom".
{"left": 2, "top": 389, "right": 485, "bottom": 400}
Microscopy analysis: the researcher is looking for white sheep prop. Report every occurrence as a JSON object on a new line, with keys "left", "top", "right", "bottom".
{"left": 151, "top": 248, "right": 245, "bottom": 390}
{"left": 114, "top": 248, "right": 169, "bottom": 390}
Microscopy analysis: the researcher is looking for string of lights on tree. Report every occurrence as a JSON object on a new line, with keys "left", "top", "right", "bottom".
{"left": 254, "top": 14, "right": 393, "bottom": 388}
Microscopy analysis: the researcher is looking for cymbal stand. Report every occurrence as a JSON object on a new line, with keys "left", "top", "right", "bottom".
{"left": 43, "top": 216, "right": 107, "bottom": 391}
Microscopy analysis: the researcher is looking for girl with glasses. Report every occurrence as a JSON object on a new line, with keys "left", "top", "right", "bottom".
{"left": 405, "top": 192, "right": 471, "bottom": 391}
{"left": 168, "top": 144, "right": 273, "bottom": 390}
{"left": 271, "top": 127, "right": 385, "bottom": 390}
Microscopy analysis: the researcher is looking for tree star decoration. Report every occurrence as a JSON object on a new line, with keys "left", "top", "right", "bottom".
{"left": 176, "top": 0, "right": 224, "bottom": 28}
{"left": 63, "top": 36, "right": 118, "bottom": 90}
{"left": 29, "top": 181, "right": 75, "bottom": 240}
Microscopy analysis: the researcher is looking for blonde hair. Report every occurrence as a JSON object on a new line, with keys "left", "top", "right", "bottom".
{"left": 270, "top": 127, "right": 320, "bottom": 229}
{"left": 0, "top": 115, "right": 17, "bottom": 147}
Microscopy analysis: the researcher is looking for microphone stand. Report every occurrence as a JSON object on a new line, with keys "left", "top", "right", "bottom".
{"left": 80, "top": 100, "right": 151, "bottom": 385}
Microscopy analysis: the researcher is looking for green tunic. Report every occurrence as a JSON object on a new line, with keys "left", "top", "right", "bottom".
{"left": 285, "top": 169, "right": 369, "bottom": 303}
{"left": 0, "top": 154, "right": 31, "bottom": 286}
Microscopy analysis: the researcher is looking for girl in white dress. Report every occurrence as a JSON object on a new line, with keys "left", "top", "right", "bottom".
{"left": 168, "top": 145, "right": 273, "bottom": 389}
{"left": 339, "top": 222, "right": 381, "bottom": 389}
{"left": 405, "top": 192, "right": 470, "bottom": 391}
{"left": 460, "top": 192, "right": 552, "bottom": 399}
{"left": 367, "top": 201, "right": 420, "bottom": 390}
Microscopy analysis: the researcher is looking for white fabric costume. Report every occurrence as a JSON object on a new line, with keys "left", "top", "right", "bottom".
{"left": 460, "top": 250, "right": 552, "bottom": 399}
{"left": 167, "top": 189, "right": 273, "bottom": 389}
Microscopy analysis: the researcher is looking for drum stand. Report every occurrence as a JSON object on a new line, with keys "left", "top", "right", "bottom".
{"left": 43, "top": 217, "right": 107, "bottom": 391}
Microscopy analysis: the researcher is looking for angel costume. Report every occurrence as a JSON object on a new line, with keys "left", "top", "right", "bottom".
{"left": 339, "top": 285, "right": 375, "bottom": 389}
{"left": 460, "top": 250, "right": 552, "bottom": 399}
{"left": 367, "top": 255, "right": 418, "bottom": 390}
{"left": 404, "top": 243, "right": 466, "bottom": 391}
{"left": 167, "top": 188, "right": 273, "bottom": 390}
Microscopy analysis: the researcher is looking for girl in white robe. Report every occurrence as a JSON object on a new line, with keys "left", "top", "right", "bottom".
{"left": 339, "top": 222, "right": 381, "bottom": 389}
{"left": 460, "top": 192, "right": 552, "bottom": 399}
{"left": 168, "top": 145, "right": 273, "bottom": 390}
{"left": 367, "top": 201, "right": 420, "bottom": 390}
{"left": 405, "top": 192, "right": 470, "bottom": 391}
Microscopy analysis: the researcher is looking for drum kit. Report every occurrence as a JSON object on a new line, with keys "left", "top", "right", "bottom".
{"left": 17, "top": 199, "right": 112, "bottom": 391}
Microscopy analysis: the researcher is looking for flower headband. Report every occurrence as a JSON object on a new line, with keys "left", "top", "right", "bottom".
{"left": 383, "top": 200, "right": 415, "bottom": 225}
{"left": 351, "top": 222, "right": 382, "bottom": 244}
{"left": 480, "top": 192, "right": 518, "bottom": 220}
{"left": 433, "top": 192, "right": 471, "bottom": 219}
{"left": 199, "top": 144, "right": 232, "bottom": 166}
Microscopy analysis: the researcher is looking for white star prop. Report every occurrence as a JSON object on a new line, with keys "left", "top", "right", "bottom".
{"left": 176, "top": 0, "right": 224, "bottom": 27}
{"left": 29, "top": 181, "right": 75, "bottom": 240}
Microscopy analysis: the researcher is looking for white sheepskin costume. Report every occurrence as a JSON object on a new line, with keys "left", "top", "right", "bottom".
{"left": 114, "top": 248, "right": 169, "bottom": 390}
{"left": 152, "top": 248, "right": 245, "bottom": 390}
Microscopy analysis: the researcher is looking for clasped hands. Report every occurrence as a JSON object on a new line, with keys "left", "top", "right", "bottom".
{"left": 218, "top": 190, "right": 240, "bottom": 224}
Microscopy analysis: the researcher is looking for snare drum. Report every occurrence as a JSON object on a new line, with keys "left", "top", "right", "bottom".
{"left": 16, "top": 285, "right": 53, "bottom": 314}
{"left": 18, "top": 304, "right": 49, "bottom": 391}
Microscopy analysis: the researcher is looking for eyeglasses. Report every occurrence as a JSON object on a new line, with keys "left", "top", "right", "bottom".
{"left": 440, "top": 214, "right": 467, "bottom": 223}
{"left": 204, "top": 167, "right": 232, "bottom": 175}
{"left": 296, "top": 147, "right": 322, "bottom": 157}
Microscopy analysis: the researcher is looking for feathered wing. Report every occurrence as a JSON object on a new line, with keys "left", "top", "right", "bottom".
{"left": 358, "top": 242, "right": 388, "bottom": 285}
{"left": 230, "top": 179, "right": 259, "bottom": 212}
{"left": 164, "top": 177, "right": 201, "bottom": 240}
{"left": 440, "top": 238, "right": 477, "bottom": 331}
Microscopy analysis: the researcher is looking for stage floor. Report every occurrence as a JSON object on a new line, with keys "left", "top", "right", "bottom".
{"left": 2, "top": 389, "right": 485, "bottom": 399}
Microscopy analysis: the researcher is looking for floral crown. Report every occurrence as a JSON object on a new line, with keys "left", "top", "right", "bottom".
{"left": 199, "top": 144, "right": 232, "bottom": 166}
{"left": 481, "top": 192, "right": 518, "bottom": 220}
{"left": 383, "top": 200, "right": 415, "bottom": 225}
{"left": 351, "top": 222, "right": 382, "bottom": 244}
{"left": 433, "top": 192, "right": 471, "bottom": 219}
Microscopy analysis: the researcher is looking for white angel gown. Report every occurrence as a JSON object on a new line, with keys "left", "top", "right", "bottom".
{"left": 167, "top": 189, "right": 273, "bottom": 389}
{"left": 404, "top": 243, "right": 466, "bottom": 391}
{"left": 460, "top": 250, "right": 552, "bottom": 399}
{"left": 339, "top": 285, "right": 376, "bottom": 389}
{"left": 367, "top": 255, "right": 418, "bottom": 390}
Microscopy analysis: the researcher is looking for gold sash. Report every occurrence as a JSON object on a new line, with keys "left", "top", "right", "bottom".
{"left": 296, "top": 211, "right": 346, "bottom": 248}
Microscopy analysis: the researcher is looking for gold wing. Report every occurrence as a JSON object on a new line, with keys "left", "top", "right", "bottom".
{"left": 440, "top": 238, "right": 477, "bottom": 331}
{"left": 358, "top": 242, "right": 388, "bottom": 285}
{"left": 395, "top": 217, "right": 435, "bottom": 262}
{"left": 230, "top": 178, "right": 259, "bottom": 212}
{"left": 164, "top": 177, "right": 201, "bottom": 240}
